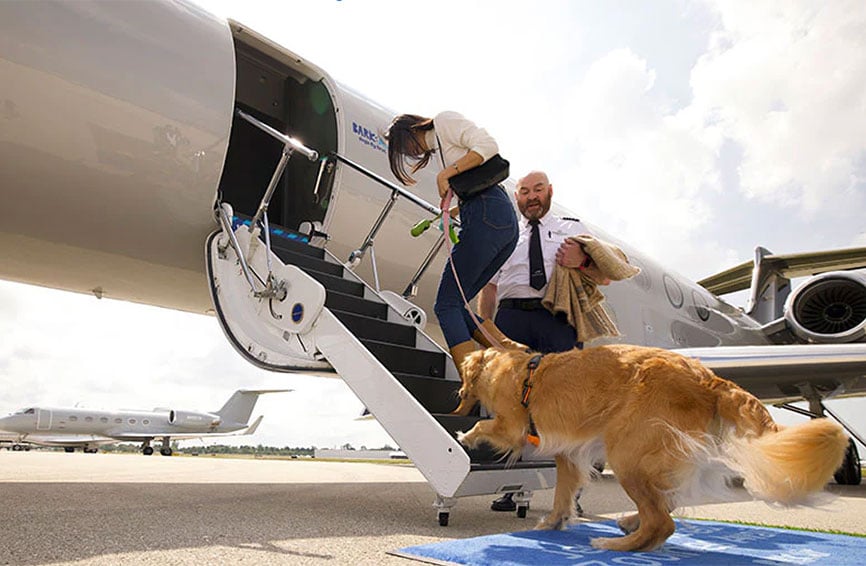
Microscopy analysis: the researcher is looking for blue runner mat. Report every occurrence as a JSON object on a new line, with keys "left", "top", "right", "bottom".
{"left": 393, "top": 519, "right": 865, "bottom": 565}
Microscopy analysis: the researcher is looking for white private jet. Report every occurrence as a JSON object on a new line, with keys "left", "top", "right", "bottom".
{"left": 0, "top": 389, "right": 286, "bottom": 455}
{"left": 2, "top": 0, "right": 865, "bottom": 524}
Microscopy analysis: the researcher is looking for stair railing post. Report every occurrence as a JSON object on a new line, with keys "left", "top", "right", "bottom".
{"left": 403, "top": 232, "right": 447, "bottom": 298}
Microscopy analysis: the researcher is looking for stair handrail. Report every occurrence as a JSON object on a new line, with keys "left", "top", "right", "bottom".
{"left": 224, "top": 109, "right": 320, "bottom": 299}
{"left": 235, "top": 109, "right": 319, "bottom": 230}
{"left": 329, "top": 152, "right": 459, "bottom": 292}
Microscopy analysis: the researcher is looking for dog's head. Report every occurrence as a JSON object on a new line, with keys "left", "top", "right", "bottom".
{"left": 451, "top": 348, "right": 501, "bottom": 416}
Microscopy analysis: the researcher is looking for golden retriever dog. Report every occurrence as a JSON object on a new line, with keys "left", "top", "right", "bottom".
{"left": 455, "top": 344, "right": 849, "bottom": 552}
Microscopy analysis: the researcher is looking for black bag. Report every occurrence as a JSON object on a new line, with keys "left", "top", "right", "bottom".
{"left": 436, "top": 134, "right": 509, "bottom": 199}
{"left": 448, "top": 154, "right": 510, "bottom": 199}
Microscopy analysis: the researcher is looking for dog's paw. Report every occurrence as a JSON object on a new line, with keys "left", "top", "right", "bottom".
{"left": 535, "top": 514, "right": 568, "bottom": 531}
{"left": 455, "top": 430, "right": 477, "bottom": 448}
{"left": 590, "top": 536, "right": 617, "bottom": 550}
{"left": 617, "top": 513, "right": 640, "bottom": 534}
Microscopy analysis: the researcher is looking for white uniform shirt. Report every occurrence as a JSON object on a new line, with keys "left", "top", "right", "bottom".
{"left": 425, "top": 111, "right": 499, "bottom": 168}
{"left": 490, "top": 214, "right": 590, "bottom": 300}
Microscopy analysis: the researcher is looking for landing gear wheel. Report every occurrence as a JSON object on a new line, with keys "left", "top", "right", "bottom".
{"left": 64, "top": 447, "right": 75, "bottom": 453}
{"left": 143, "top": 446, "right": 154, "bottom": 456}
{"left": 160, "top": 448, "right": 173, "bottom": 457}
{"left": 517, "top": 505, "right": 528, "bottom": 519}
{"left": 438, "top": 512, "right": 449, "bottom": 527}
{"left": 834, "top": 438, "right": 861, "bottom": 485}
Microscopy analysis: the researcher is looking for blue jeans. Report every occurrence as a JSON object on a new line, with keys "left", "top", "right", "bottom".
{"left": 435, "top": 185, "right": 518, "bottom": 347}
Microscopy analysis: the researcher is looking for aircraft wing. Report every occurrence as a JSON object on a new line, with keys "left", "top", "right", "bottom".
{"left": 109, "top": 416, "right": 265, "bottom": 442}
{"left": 675, "top": 343, "right": 866, "bottom": 403}
{"left": 698, "top": 247, "right": 866, "bottom": 295}
{"left": 20, "top": 434, "right": 118, "bottom": 447}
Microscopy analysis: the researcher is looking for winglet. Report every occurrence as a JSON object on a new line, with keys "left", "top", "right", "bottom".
{"left": 243, "top": 415, "right": 264, "bottom": 435}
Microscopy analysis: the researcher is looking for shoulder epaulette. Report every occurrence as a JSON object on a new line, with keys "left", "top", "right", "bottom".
{"left": 562, "top": 216, "right": 581, "bottom": 222}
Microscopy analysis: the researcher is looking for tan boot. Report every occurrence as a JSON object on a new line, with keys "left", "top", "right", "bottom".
{"left": 473, "top": 319, "right": 528, "bottom": 351}
{"left": 449, "top": 340, "right": 479, "bottom": 415}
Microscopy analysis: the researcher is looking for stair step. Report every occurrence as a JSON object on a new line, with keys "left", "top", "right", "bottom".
{"left": 392, "top": 373, "right": 459, "bottom": 414}
{"left": 362, "top": 339, "right": 446, "bottom": 378}
{"left": 305, "top": 269, "right": 364, "bottom": 297}
{"left": 325, "top": 291, "right": 388, "bottom": 320}
{"left": 232, "top": 215, "right": 324, "bottom": 259}
{"left": 332, "top": 311, "right": 416, "bottom": 347}
{"left": 273, "top": 247, "right": 344, "bottom": 277}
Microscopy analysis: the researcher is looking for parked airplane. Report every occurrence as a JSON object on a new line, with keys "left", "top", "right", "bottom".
{"left": 0, "top": 390, "right": 286, "bottom": 455}
{"left": 1, "top": 0, "right": 864, "bottom": 523}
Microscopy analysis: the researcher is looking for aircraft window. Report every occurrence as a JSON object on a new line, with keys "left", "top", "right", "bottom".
{"left": 100, "top": 417, "right": 108, "bottom": 423}
{"left": 663, "top": 274, "right": 684, "bottom": 309}
{"left": 69, "top": 416, "right": 78, "bottom": 422}
{"left": 128, "top": 418, "right": 136, "bottom": 425}
{"left": 143, "top": 419, "right": 150, "bottom": 425}
{"left": 692, "top": 291, "right": 711, "bottom": 321}
{"left": 115, "top": 418, "right": 122, "bottom": 424}
{"left": 23, "top": 408, "right": 35, "bottom": 415}
{"left": 85, "top": 416, "right": 93, "bottom": 422}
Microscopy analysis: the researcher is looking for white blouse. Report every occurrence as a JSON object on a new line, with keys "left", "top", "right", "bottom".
{"left": 425, "top": 111, "right": 499, "bottom": 168}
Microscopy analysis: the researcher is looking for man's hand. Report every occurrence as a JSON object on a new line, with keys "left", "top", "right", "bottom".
{"left": 555, "top": 238, "right": 588, "bottom": 268}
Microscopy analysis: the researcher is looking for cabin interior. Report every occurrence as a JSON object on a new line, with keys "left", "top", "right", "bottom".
{"left": 217, "top": 39, "right": 338, "bottom": 233}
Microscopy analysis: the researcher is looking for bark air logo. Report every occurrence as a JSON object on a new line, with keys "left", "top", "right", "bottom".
{"left": 352, "top": 122, "right": 386, "bottom": 153}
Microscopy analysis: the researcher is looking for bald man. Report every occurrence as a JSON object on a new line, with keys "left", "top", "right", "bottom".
{"left": 478, "top": 170, "right": 593, "bottom": 513}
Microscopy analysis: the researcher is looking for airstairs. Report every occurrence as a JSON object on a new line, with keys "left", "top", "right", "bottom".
{"left": 206, "top": 110, "right": 556, "bottom": 526}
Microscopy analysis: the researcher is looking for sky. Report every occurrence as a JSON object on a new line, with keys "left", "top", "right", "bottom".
{"left": 1, "top": 0, "right": 865, "bottom": 450}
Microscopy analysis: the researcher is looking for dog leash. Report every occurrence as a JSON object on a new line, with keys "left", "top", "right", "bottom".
{"left": 521, "top": 353, "right": 544, "bottom": 446}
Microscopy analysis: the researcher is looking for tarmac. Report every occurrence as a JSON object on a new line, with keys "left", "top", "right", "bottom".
{"left": 1, "top": 451, "right": 864, "bottom": 565}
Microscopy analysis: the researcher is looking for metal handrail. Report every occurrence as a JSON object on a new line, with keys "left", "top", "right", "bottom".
{"left": 330, "top": 152, "right": 442, "bottom": 217}
{"left": 236, "top": 109, "right": 319, "bottom": 161}
{"left": 330, "top": 152, "right": 459, "bottom": 294}
{"left": 235, "top": 109, "right": 319, "bottom": 230}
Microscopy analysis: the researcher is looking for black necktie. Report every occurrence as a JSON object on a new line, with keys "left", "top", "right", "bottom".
{"left": 529, "top": 219, "right": 546, "bottom": 290}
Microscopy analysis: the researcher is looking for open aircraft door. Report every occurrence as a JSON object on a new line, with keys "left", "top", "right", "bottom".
{"left": 206, "top": 203, "right": 330, "bottom": 373}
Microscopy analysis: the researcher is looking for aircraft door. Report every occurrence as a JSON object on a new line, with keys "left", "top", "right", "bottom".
{"left": 205, "top": 205, "right": 330, "bottom": 373}
{"left": 36, "top": 409, "right": 51, "bottom": 430}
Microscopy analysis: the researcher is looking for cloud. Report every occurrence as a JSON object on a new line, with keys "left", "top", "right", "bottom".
{"left": 553, "top": 48, "right": 724, "bottom": 273}
{"left": 691, "top": 0, "right": 866, "bottom": 216}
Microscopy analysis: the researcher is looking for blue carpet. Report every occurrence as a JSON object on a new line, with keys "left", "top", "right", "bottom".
{"left": 393, "top": 519, "right": 865, "bottom": 565}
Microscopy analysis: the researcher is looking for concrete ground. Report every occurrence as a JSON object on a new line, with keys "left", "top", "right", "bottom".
{"left": 0, "top": 451, "right": 863, "bottom": 565}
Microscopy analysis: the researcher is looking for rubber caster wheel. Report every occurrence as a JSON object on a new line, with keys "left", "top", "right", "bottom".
{"left": 438, "top": 512, "right": 449, "bottom": 526}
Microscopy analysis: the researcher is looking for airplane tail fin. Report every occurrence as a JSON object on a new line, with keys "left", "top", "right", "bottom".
{"left": 214, "top": 389, "right": 290, "bottom": 426}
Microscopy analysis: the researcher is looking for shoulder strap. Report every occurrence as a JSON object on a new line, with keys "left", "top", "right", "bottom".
{"left": 435, "top": 134, "right": 446, "bottom": 170}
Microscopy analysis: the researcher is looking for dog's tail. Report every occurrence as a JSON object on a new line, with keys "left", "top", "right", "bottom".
{"left": 724, "top": 419, "right": 848, "bottom": 504}
{"left": 707, "top": 370, "right": 848, "bottom": 504}
{"left": 720, "top": 407, "right": 848, "bottom": 504}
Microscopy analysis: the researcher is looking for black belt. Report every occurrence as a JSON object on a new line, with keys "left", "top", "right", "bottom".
{"left": 499, "top": 298, "right": 545, "bottom": 311}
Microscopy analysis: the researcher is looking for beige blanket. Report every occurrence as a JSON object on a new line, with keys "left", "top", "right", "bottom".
{"left": 541, "top": 235, "right": 640, "bottom": 343}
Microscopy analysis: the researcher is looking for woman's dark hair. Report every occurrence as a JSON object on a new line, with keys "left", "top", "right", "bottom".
{"left": 384, "top": 114, "right": 435, "bottom": 185}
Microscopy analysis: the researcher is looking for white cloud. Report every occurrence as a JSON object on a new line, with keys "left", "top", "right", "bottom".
{"left": 552, "top": 48, "right": 724, "bottom": 272}
{"left": 691, "top": 0, "right": 866, "bottom": 216}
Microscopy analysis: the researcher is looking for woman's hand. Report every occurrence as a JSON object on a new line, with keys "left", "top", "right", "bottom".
{"left": 436, "top": 170, "right": 452, "bottom": 199}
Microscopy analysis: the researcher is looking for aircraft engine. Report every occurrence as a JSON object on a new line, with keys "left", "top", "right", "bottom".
{"left": 167, "top": 410, "right": 221, "bottom": 429}
{"left": 784, "top": 271, "right": 866, "bottom": 343}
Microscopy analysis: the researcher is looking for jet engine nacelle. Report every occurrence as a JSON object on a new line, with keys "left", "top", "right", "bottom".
{"left": 167, "top": 410, "right": 220, "bottom": 429}
{"left": 784, "top": 271, "right": 866, "bottom": 343}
